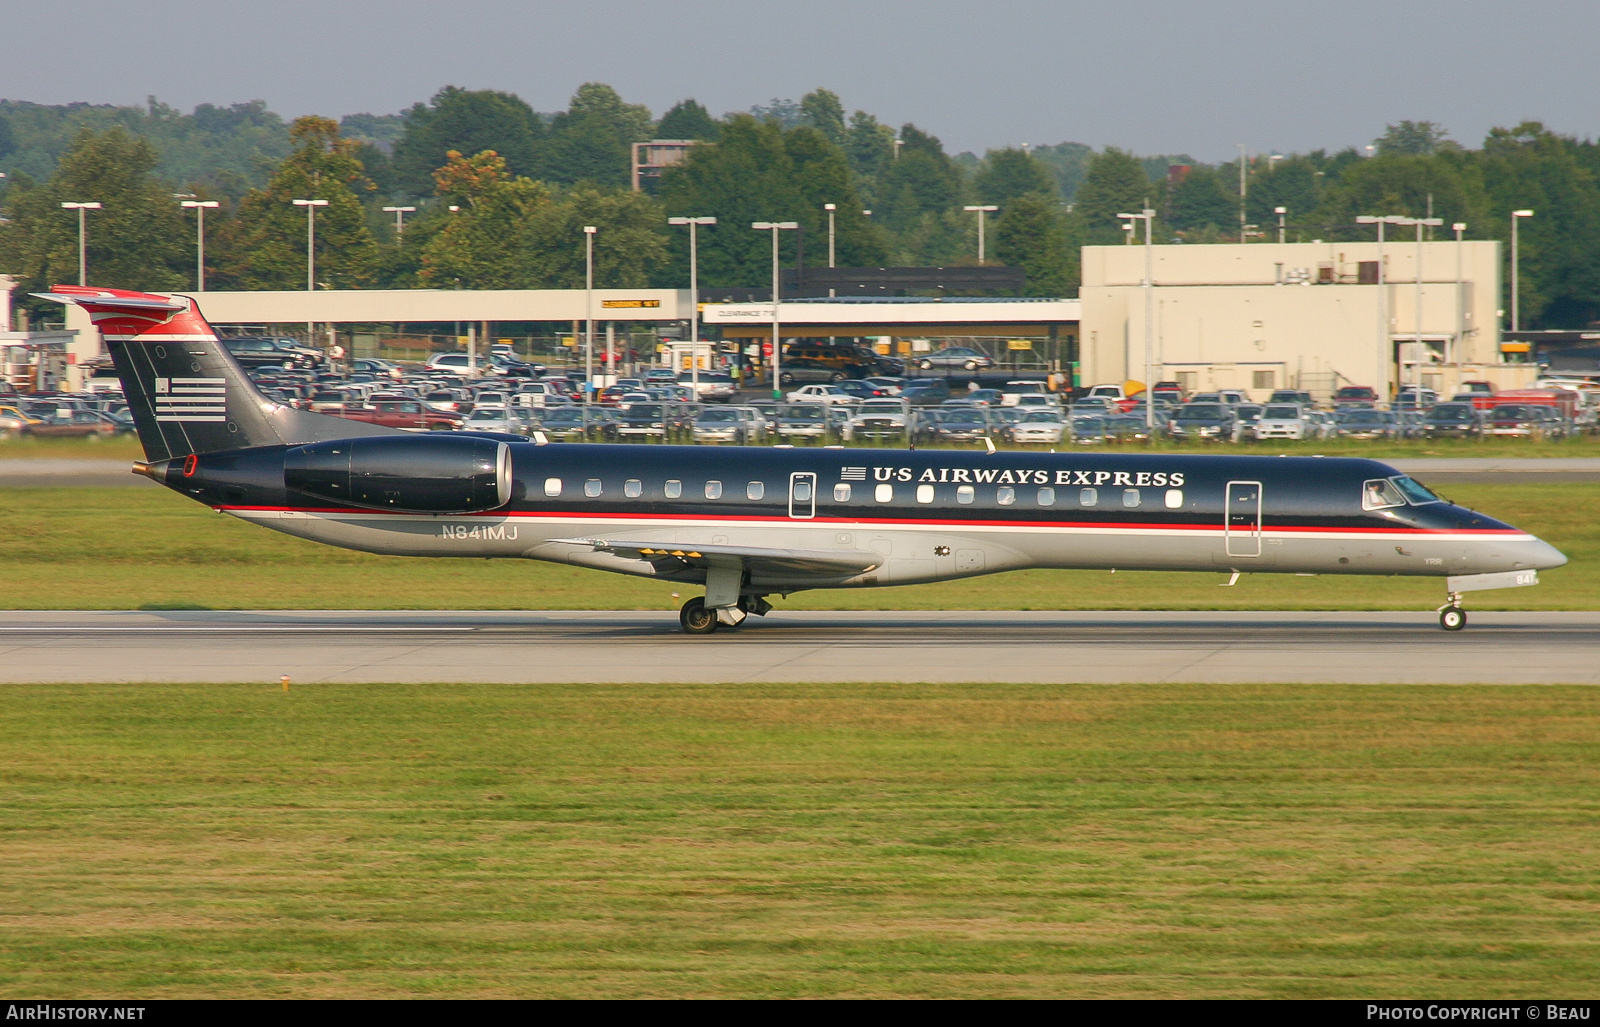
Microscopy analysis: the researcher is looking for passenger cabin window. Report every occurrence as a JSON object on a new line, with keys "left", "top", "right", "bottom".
{"left": 543, "top": 477, "right": 562, "bottom": 497}
{"left": 916, "top": 484, "right": 935, "bottom": 504}
{"left": 1037, "top": 487, "right": 1055, "bottom": 506}
{"left": 705, "top": 480, "right": 723, "bottom": 500}
{"left": 957, "top": 485, "right": 975, "bottom": 505}
{"left": 1363, "top": 478, "right": 1406, "bottom": 510}
{"left": 875, "top": 484, "right": 893, "bottom": 503}
{"left": 833, "top": 483, "right": 851, "bottom": 502}
{"left": 624, "top": 479, "right": 643, "bottom": 498}
{"left": 1164, "top": 489, "right": 1184, "bottom": 509}
{"left": 1080, "top": 488, "right": 1098, "bottom": 507}
{"left": 665, "top": 480, "right": 682, "bottom": 499}
{"left": 585, "top": 479, "right": 602, "bottom": 498}
{"left": 1123, "top": 488, "right": 1141, "bottom": 508}
{"left": 747, "top": 482, "right": 764, "bottom": 501}
{"left": 997, "top": 487, "right": 1015, "bottom": 506}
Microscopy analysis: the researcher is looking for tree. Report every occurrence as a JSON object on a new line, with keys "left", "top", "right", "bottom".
{"left": 994, "top": 193, "right": 1074, "bottom": 295}
{"left": 656, "top": 99, "right": 720, "bottom": 141}
{"left": 220, "top": 116, "right": 379, "bottom": 290}
{"left": 390, "top": 87, "right": 544, "bottom": 195}
{"left": 540, "top": 83, "right": 655, "bottom": 187}
{"left": 975, "top": 147, "right": 1057, "bottom": 205}
{"left": 799, "top": 89, "right": 846, "bottom": 145}
{"left": 845, "top": 110, "right": 895, "bottom": 180}
{"left": 1071, "top": 148, "right": 1151, "bottom": 245}
{"left": 1166, "top": 166, "right": 1237, "bottom": 235}
{"left": 0, "top": 127, "right": 189, "bottom": 307}
{"left": 1376, "top": 121, "right": 1453, "bottom": 156}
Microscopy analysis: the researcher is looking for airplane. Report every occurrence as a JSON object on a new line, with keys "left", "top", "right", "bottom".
{"left": 40, "top": 285, "right": 1567, "bottom": 634}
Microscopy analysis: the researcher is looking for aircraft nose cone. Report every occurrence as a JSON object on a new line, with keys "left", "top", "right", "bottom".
{"left": 1529, "top": 538, "right": 1568, "bottom": 570}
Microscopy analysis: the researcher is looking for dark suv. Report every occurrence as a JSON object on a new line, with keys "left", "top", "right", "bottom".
{"left": 778, "top": 343, "right": 888, "bottom": 385}
{"left": 222, "top": 336, "right": 325, "bottom": 370}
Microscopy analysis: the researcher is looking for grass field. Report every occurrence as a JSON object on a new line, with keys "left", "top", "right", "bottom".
{"left": 0, "top": 482, "right": 1593, "bottom": 610}
{"left": 1, "top": 681, "right": 1596, "bottom": 998}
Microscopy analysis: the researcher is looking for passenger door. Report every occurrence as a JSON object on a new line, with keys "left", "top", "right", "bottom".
{"left": 1224, "top": 480, "right": 1263, "bottom": 557}
{"left": 788, "top": 472, "right": 817, "bottom": 519}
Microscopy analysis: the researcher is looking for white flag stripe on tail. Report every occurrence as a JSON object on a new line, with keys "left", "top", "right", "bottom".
{"left": 156, "top": 415, "right": 227, "bottom": 422}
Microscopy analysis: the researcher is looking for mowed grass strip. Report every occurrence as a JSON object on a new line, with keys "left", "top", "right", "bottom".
{"left": 0, "top": 682, "right": 1597, "bottom": 998}
{"left": 0, "top": 482, "right": 1594, "bottom": 610}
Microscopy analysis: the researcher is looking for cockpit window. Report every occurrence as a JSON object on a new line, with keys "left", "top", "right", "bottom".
{"left": 1362, "top": 478, "right": 1406, "bottom": 510}
{"left": 1390, "top": 475, "right": 1441, "bottom": 506}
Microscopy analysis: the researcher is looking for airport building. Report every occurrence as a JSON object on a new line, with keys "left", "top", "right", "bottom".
{"left": 1078, "top": 240, "right": 1524, "bottom": 398}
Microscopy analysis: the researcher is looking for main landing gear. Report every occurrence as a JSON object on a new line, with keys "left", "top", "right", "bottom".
{"left": 1437, "top": 591, "right": 1467, "bottom": 631}
{"left": 677, "top": 595, "right": 773, "bottom": 635}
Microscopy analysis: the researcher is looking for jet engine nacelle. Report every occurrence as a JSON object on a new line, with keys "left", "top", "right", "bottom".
{"left": 285, "top": 435, "right": 512, "bottom": 514}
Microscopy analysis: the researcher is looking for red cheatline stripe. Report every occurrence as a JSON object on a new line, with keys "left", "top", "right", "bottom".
{"left": 216, "top": 505, "right": 1525, "bottom": 535}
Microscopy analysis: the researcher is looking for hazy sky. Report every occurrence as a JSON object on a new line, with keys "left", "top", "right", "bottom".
{"left": 5, "top": 0, "right": 1596, "bottom": 161}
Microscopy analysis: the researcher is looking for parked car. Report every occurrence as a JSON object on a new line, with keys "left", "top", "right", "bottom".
{"left": 1334, "top": 408, "right": 1403, "bottom": 440}
{"left": 1267, "top": 389, "right": 1316, "bottom": 407}
{"left": 1250, "top": 404, "right": 1313, "bottom": 440}
{"left": 1333, "top": 385, "right": 1380, "bottom": 406}
{"left": 461, "top": 408, "right": 532, "bottom": 436}
{"left": 692, "top": 406, "right": 761, "bottom": 444}
{"left": 0, "top": 404, "right": 43, "bottom": 437}
{"left": 775, "top": 404, "right": 830, "bottom": 440}
{"left": 678, "top": 371, "right": 735, "bottom": 402}
{"left": 20, "top": 409, "right": 124, "bottom": 439}
{"left": 1167, "top": 402, "right": 1237, "bottom": 441}
{"left": 1485, "top": 403, "right": 1566, "bottom": 439}
{"left": 1420, "top": 403, "right": 1480, "bottom": 438}
{"left": 222, "top": 336, "right": 325, "bottom": 370}
{"left": 900, "top": 379, "right": 953, "bottom": 405}
{"left": 779, "top": 342, "right": 888, "bottom": 384}
{"left": 916, "top": 346, "right": 993, "bottom": 371}
{"left": 1004, "top": 409, "right": 1067, "bottom": 445}
{"left": 1069, "top": 415, "right": 1109, "bottom": 444}
{"left": 334, "top": 399, "right": 464, "bottom": 432}
{"left": 843, "top": 400, "right": 912, "bottom": 442}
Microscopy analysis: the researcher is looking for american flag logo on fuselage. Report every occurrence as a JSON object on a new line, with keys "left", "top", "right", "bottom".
{"left": 840, "top": 466, "right": 867, "bottom": 480}
{"left": 153, "top": 377, "right": 226, "bottom": 422}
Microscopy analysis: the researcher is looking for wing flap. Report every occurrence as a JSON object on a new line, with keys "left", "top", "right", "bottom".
{"left": 546, "top": 537, "right": 882, "bottom": 578}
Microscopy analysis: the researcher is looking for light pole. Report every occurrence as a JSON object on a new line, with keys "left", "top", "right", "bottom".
{"left": 1236, "top": 144, "right": 1247, "bottom": 244}
{"left": 963, "top": 205, "right": 999, "bottom": 264}
{"left": 1274, "top": 206, "right": 1287, "bottom": 244}
{"left": 1117, "top": 208, "right": 1157, "bottom": 428}
{"left": 824, "top": 203, "right": 837, "bottom": 297}
{"left": 668, "top": 215, "right": 716, "bottom": 396}
{"left": 1394, "top": 216, "right": 1443, "bottom": 388}
{"left": 1511, "top": 209, "right": 1533, "bottom": 332}
{"left": 752, "top": 221, "right": 799, "bottom": 399}
{"left": 1357, "top": 214, "right": 1406, "bottom": 395}
{"left": 382, "top": 205, "right": 416, "bottom": 242}
{"left": 583, "top": 225, "right": 597, "bottom": 401}
{"left": 1453, "top": 222, "right": 1467, "bottom": 387}
{"left": 59, "top": 202, "right": 102, "bottom": 286}
{"left": 180, "top": 200, "right": 219, "bottom": 291}
{"left": 292, "top": 198, "right": 329, "bottom": 344}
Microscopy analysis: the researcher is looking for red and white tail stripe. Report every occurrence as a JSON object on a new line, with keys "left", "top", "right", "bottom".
{"left": 31, "top": 285, "right": 217, "bottom": 342}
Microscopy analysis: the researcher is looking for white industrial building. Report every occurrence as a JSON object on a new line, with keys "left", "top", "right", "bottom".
{"left": 1078, "top": 240, "right": 1528, "bottom": 399}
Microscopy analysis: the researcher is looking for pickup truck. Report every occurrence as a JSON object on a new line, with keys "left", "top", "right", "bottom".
{"left": 333, "top": 399, "right": 464, "bottom": 432}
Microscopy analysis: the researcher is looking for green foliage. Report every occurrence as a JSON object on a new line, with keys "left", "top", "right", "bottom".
{"left": 0, "top": 98, "right": 290, "bottom": 190}
{"left": 540, "top": 83, "right": 655, "bottom": 188}
{"left": 1071, "top": 148, "right": 1151, "bottom": 245}
{"left": 0, "top": 128, "right": 190, "bottom": 308}
{"left": 1028, "top": 141, "right": 1095, "bottom": 200}
{"left": 655, "top": 99, "right": 720, "bottom": 141}
{"left": 660, "top": 116, "right": 884, "bottom": 287}
{"left": 799, "top": 89, "right": 847, "bottom": 144}
{"left": 1165, "top": 166, "right": 1237, "bottom": 236}
{"left": 974, "top": 148, "right": 1058, "bottom": 205}
{"left": 390, "top": 87, "right": 545, "bottom": 196}
{"left": 994, "top": 193, "right": 1073, "bottom": 295}
{"left": 1377, "top": 120, "right": 1454, "bottom": 156}
{"left": 219, "top": 117, "right": 380, "bottom": 291}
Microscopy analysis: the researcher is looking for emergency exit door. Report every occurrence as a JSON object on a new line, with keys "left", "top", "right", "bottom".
{"left": 789, "top": 472, "right": 816, "bottom": 519}
{"left": 1224, "top": 480, "right": 1263, "bottom": 557}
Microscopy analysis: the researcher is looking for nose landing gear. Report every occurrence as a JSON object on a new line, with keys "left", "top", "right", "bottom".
{"left": 1437, "top": 591, "right": 1467, "bottom": 631}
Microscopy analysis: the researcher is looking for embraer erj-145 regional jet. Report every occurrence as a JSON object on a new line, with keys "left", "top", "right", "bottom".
{"left": 43, "top": 286, "right": 1567, "bottom": 634}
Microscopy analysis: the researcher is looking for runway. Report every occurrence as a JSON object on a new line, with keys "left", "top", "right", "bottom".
{"left": 2, "top": 610, "right": 1597, "bottom": 684}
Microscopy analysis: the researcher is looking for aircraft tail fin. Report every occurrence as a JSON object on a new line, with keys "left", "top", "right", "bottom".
{"left": 35, "top": 286, "right": 286, "bottom": 461}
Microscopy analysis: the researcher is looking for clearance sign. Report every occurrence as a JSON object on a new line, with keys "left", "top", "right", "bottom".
{"left": 601, "top": 299, "right": 661, "bottom": 309}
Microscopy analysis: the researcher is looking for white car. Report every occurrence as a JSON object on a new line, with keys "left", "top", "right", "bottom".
{"left": 463, "top": 408, "right": 531, "bottom": 435}
{"left": 999, "top": 381, "right": 1048, "bottom": 406}
{"left": 679, "top": 371, "right": 736, "bottom": 401}
{"left": 1251, "top": 404, "right": 1312, "bottom": 440}
{"left": 1006, "top": 409, "right": 1067, "bottom": 444}
{"left": 1013, "top": 394, "right": 1063, "bottom": 411}
{"left": 785, "top": 384, "right": 857, "bottom": 405}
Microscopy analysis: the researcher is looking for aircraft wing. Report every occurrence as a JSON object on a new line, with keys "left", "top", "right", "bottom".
{"left": 546, "top": 537, "right": 883, "bottom": 578}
